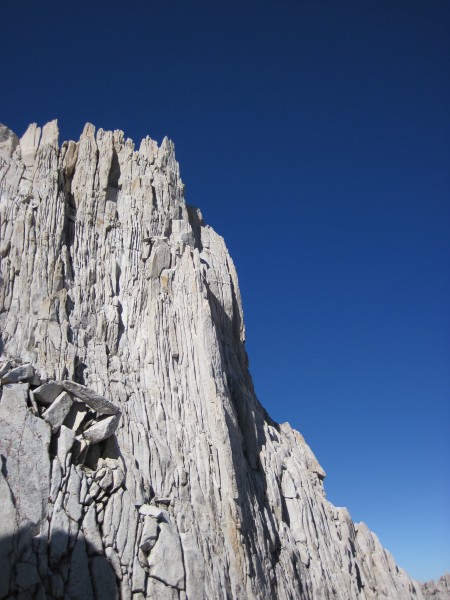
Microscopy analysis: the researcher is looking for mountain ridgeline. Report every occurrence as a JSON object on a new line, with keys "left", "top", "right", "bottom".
{"left": 0, "top": 121, "right": 441, "bottom": 599}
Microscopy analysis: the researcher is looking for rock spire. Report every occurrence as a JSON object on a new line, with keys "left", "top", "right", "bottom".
{"left": 0, "top": 121, "right": 430, "bottom": 599}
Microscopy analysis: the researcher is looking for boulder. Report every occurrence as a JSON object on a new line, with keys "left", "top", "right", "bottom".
{"left": 33, "top": 381, "right": 64, "bottom": 405}
{"left": 1, "top": 363, "right": 34, "bottom": 384}
{"left": 42, "top": 391, "right": 73, "bottom": 431}
{"left": 83, "top": 413, "right": 121, "bottom": 444}
{"left": 57, "top": 380, "right": 119, "bottom": 415}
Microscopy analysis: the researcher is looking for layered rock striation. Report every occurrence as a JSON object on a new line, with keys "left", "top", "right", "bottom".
{"left": 0, "top": 121, "right": 428, "bottom": 599}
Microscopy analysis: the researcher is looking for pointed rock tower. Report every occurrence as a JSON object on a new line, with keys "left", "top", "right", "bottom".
{"left": 0, "top": 121, "right": 426, "bottom": 599}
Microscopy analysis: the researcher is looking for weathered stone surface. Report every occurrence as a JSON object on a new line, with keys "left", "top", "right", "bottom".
{"left": 1, "top": 363, "right": 34, "bottom": 384}
{"left": 33, "top": 381, "right": 64, "bottom": 405}
{"left": 66, "top": 533, "right": 94, "bottom": 599}
{"left": 90, "top": 555, "right": 119, "bottom": 600}
{"left": 42, "top": 390, "right": 73, "bottom": 431}
{"left": 83, "top": 412, "right": 121, "bottom": 443}
{"left": 65, "top": 465, "right": 83, "bottom": 522}
{"left": 0, "top": 473, "right": 17, "bottom": 598}
{"left": 57, "top": 380, "right": 119, "bottom": 415}
{"left": 49, "top": 492, "right": 70, "bottom": 566}
{"left": 139, "top": 517, "right": 159, "bottom": 552}
{"left": 15, "top": 558, "right": 41, "bottom": 590}
{"left": 0, "top": 121, "right": 432, "bottom": 599}
{"left": 138, "top": 505, "right": 169, "bottom": 521}
{"left": 147, "top": 522, "right": 185, "bottom": 589}
{"left": 82, "top": 503, "right": 104, "bottom": 555}
{"left": 0, "top": 384, "right": 51, "bottom": 531}
{"left": 0, "top": 360, "right": 12, "bottom": 378}
{"left": 63, "top": 401, "right": 89, "bottom": 431}
{"left": 422, "top": 574, "right": 450, "bottom": 600}
{"left": 56, "top": 425, "right": 76, "bottom": 467}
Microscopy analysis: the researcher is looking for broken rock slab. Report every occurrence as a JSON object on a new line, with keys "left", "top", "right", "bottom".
{"left": 83, "top": 412, "right": 121, "bottom": 444}
{"left": 147, "top": 522, "right": 185, "bottom": 590}
{"left": 56, "top": 425, "right": 76, "bottom": 467}
{"left": 33, "top": 381, "right": 64, "bottom": 405}
{"left": 139, "top": 505, "right": 170, "bottom": 522}
{"left": 42, "top": 391, "right": 73, "bottom": 431}
{"left": 63, "top": 401, "right": 89, "bottom": 432}
{"left": 0, "top": 361, "right": 12, "bottom": 379}
{"left": 1, "top": 363, "right": 34, "bottom": 384}
{"left": 0, "top": 384, "right": 51, "bottom": 530}
{"left": 57, "top": 380, "right": 119, "bottom": 415}
{"left": 139, "top": 517, "right": 159, "bottom": 552}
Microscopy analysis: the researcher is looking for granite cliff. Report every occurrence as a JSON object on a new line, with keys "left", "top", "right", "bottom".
{"left": 421, "top": 575, "right": 450, "bottom": 600}
{"left": 0, "top": 121, "right": 430, "bottom": 599}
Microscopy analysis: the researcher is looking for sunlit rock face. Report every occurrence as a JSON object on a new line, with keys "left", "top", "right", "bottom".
{"left": 421, "top": 574, "right": 450, "bottom": 600}
{"left": 0, "top": 121, "right": 427, "bottom": 599}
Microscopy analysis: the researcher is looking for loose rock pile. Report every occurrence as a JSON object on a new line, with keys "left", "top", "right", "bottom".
{"left": 1, "top": 359, "right": 121, "bottom": 464}
{"left": 0, "top": 360, "right": 187, "bottom": 599}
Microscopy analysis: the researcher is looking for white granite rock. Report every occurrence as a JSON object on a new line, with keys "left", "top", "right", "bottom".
{"left": 0, "top": 360, "right": 12, "bottom": 378}
{"left": 0, "top": 384, "right": 51, "bottom": 530}
{"left": 139, "top": 505, "right": 169, "bottom": 521}
{"left": 33, "top": 381, "right": 64, "bottom": 405}
{"left": 139, "top": 517, "right": 159, "bottom": 552}
{"left": 0, "top": 120, "right": 431, "bottom": 599}
{"left": 56, "top": 425, "right": 76, "bottom": 468}
{"left": 58, "top": 380, "right": 119, "bottom": 414}
{"left": 83, "top": 412, "right": 121, "bottom": 443}
{"left": 1, "top": 362, "right": 34, "bottom": 383}
{"left": 422, "top": 574, "right": 450, "bottom": 600}
{"left": 147, "top": 522, "right": 185, "bottom": 590}
{"left": 42, "top": 390, "right": 73, "bottom": 431}
{"left": 63, "top": 401, "right": 89, "bottom": 431}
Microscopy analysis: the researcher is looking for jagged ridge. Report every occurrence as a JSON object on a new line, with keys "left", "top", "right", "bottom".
{"left": 0, "top": 121, "right": 428, "bottom": 599}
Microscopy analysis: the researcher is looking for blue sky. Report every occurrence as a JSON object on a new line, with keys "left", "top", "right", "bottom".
{"left": 2, "top": 0, "right": 449, "bottom": 583}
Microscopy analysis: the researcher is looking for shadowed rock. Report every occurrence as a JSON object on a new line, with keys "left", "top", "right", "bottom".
{"left": 1, "top": 363, "right": 34, "bottom": 384}
{"left": 83, "top": 413, "right": 121, "bottom": 444}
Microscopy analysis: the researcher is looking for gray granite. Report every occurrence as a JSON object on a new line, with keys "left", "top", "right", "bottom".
{"left": 0, "top": 120, "right": 431, "bottom": 599}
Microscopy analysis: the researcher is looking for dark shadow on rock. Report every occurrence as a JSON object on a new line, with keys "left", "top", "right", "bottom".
{"left": 106, "top": 147, "right": 121, "bottom": 203}
{"left": 74, "top": 358, "right": 88, "bottom": 385}
{"left": 203, "top": 280, "right": 305, "bottom": 592}
{"left": 0, "top": 378, "right": 129, "bottom": 599}
{"left": 0, "top": 526, "right": 118, "bottom": 600}
{"left": 186, "top": 205, "right": 204, "bottom": 252}
{"left": 83, "top": 434, "right": 122, "bottom": 471}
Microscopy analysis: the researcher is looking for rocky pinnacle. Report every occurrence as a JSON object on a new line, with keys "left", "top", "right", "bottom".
{"left": 0, "top": 121, "right": 430, "bottom": 599}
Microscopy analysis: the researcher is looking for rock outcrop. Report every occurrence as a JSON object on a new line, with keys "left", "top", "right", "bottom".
{"left": 0, "top": 121, "right": 430, "bottom": 599}
{"left": 422, "top": 574, "right": 450, "bottom": 600}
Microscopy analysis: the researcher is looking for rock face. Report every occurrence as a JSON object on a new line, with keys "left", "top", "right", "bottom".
{"left": 422, "top": 574, "right": 450, "bottom": 600}
{"left": 0, "top": 121, "right": 430, "bottom": 599}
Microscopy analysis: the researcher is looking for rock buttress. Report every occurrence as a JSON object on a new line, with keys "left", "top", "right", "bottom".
{"left": 0, "top": 121, "right": 426, "bottom": 599}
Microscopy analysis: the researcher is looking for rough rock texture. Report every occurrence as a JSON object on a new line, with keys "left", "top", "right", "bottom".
{"left": 422, "top": 574, "right": 450, "bottom": 600}
{"left": 0, "top": 120, "right": 430, "bottom": 599}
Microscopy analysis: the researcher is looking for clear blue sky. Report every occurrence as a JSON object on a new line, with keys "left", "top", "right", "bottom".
{"left": 2, "top": 0, "right": 449, "bottom": 583}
